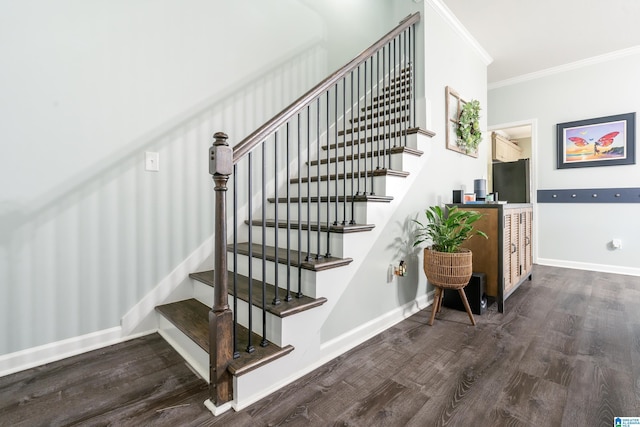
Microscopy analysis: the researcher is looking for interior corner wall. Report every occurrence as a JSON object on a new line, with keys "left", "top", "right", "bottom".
{"left": 320, "top": 0, "right": 489, "bottom": 343}
{"left": 0, "top": 0, "right": 393, "bottom": 358}
{"left": 488, "top": 52, "right": 640, "bottom": 274}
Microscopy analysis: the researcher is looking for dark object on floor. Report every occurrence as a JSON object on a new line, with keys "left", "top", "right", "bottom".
{"left": 443, "top": 272, "right": 487, "bottom": 315}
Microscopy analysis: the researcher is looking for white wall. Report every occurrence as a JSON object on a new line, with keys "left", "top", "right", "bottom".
{"left": 0, "top": 0, "right": 393, "bottom": 357}
{"left": 321, "top": 0, "right": 490, "bottom": 342}
{"left": 488, "top": 51, "right": 640, "bottom": 275}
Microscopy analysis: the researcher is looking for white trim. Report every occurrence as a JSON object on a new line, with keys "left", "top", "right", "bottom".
{"left": 121, "top": 235, "right": 213, "bottom": 335}
{"left": 320, "top": 292, "right": 431, "bottom": 353}
{"left": 489, "top": 45, "right": 640, "bottom": 90}
{"left": 204, "top": 399, "right": 233, "bottom": 416}
{"left": 425, "top": 0, "right": 493, "bottom": 65}
{"left": 0, "top": 327, "right": 154, "bottom": 378}
{"left": 537, "top": 258, "right": 640, "bottom": 277}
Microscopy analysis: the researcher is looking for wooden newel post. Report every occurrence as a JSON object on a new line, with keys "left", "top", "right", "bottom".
{"left": 209, "top": 131, "right": 233, "bottom": 405}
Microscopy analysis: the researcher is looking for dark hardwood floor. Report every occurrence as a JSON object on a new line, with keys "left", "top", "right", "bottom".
{"left": 2, "top": 265, "right": 639, "bottom": 426}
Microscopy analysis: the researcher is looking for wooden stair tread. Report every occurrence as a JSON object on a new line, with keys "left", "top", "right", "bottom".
{"left": 230, "top": 242, "right": 353, "bottom": 272}
{"left": 351, "top": 104, "right": 411, "bottom": 123}
{"left": 229, "top": 329, "right": 294, "bottom": 376}
{"left": 189, "top": 270, "right": 328, "bottom": 318}
{"left": 268, "top": 194, "right": 393, "bottom": 204}
{"left": 372, "top": 88, "right": 412, "bottom": 103}
{"left": 290, "top": 168, "right": 409, "bottom": 184}
{"left": 339, "top": 116, "right": 410, "bottom": 136}
{"left": 245, "top": 219, "right": 375, "bottom": 234}
{"left": 326, "top": 127, "right": 434, "bottom": 150}
{"left": 155, "top": 299, "right": 210, "bottom": 352}
{"left": 155, "top": 298, "right": 294, "bottom": 377}
{"left": 315, "top": 146, "right": 423, "bottom": 161}
{"left": 363, "top": 95, "right": 412, "bottom": 111}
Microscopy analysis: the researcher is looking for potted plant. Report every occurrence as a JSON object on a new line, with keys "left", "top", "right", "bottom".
{"left": 413, "top": 205, "right": 487, "bottom": 325}
{"left": 456, "top": 99, "right": 482, "bottom": 154}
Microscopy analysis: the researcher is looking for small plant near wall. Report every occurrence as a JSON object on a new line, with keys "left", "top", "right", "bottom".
{"left": 456, "top": 99, "right": 482, "bottom": 154}
{"left": 445, "top": 86, "right": 482, "bottom": 158}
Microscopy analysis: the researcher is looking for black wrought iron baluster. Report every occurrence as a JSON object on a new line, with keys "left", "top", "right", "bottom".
{"left": 297, "top": 113, "right": 303, "bottom": 298}
{"left": 273, "top": 132, "right": 281, "bottom": 306}
{"left": 384, "top": 43, "right": 389, "bottom": 170}
{"left": 356, "top": 65, "right": 361, "bottom": 197}
{"left": 407, "top": 26, "right": 416, "bottom": 129}
{"left": 376, "top": 50, "right": 381, "bottom": 171}
{"left": 369, "top": 56, "right": 375, "bottom": 196}
{"left": 403, "top": 29, "right": 409, "bottom": 147}
{"left": 316, "top": 97, "right": 321, "bottom": 260}
{"left": 393, "top": 36, "right": 398, "bottom": 149}
{"left": 333, "top": 83, "right": 339, "bottom": 227}
{"left": 363, "top": 60, "right": 368, "bottom": 196}
{"left": 342, "top": 76, "right": 347, "bottom": 225}
{"left": 285, "top": 123, "right": 292, "bottom": 302}
{"left": 246, "top": 152, "right": 255, "bottom": 354}
{"left": 325, "top": 90, "right": 331, "bottom": 258}
{"left": 261, "top": 142, "right": 268, "bottom": 347}
{"left": 349, "top": 71, "right": 356, "bottom": 225}
{"left": 412, "top": 24, "right": 416, "bottom": 128}
{"left": 305, "top": 105, "right": 312, "bottom": 262}
{"left": 232, "top": 165, "right": 239, "bottom": 359}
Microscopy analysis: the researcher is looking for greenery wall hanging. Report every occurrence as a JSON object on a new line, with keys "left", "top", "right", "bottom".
{"left": 445, "top": 86, "right": 482, "bottom": 157}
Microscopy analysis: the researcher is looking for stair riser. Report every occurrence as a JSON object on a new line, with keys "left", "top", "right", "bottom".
{"left": 284, "top": 176, "right": 391, "bottom": 198}
{"left": 266, "top": 200, "right": 372, "bottom": 225}
{"left": 350, "top": 106, "right": 411, "bottom": 123}
{"left": 228, "top": 253, "right": 329, "bottom": 298}
{"left": 324, "top": 134, "right": 420, "bottom": 154}
{"left": 244, "top": 225, "right": 346, "bottom": 258}
{"left": 157, "top": 317, "right": 209, "bottom": 382}
{"left": 306, "top": 152, "right": 408, "bottom": 176}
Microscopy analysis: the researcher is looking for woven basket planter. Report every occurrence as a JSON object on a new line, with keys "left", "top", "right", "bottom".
{"left": 423, "top": 247, "right": 473, "bottom": 288}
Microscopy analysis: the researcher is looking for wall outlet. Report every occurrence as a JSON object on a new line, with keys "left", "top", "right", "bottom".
{"left": 145, "top": 152, "right": 159, "bottom": 171}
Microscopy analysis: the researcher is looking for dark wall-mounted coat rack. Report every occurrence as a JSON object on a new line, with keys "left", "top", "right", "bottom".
{"left": 537, "top": 188, "right": 640, "bottom": 203}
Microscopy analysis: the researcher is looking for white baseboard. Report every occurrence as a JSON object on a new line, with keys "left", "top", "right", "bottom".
{"left": 536, "top": 258, "right": 640, "bottom": 277}
{"left": 204, "top": 399, "right": 233, "bottom": 416}
{"left": 0, "top": 327, "right": 154, "bottom": 378}
{"left": 121, "top": 235, "right": 213, "bottom": 335}
{"left": 0, "top": 236, "right": 213, "bottom": 379}
{"left": 320, "top": 291, "right": 432, "bottom": 355}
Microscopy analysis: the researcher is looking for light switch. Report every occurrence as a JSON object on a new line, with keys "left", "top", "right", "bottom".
{"left": 145, "top": 152, "right": 159, "bottom": 171}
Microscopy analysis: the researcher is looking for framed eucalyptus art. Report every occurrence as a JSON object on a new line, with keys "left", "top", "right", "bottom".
{"left": 557, "top": 112, "right": 636, "bottom": 169}
{"left": 445, "top": 86, "right": 481, "bottom": 158}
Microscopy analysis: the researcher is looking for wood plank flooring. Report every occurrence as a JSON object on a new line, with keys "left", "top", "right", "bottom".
{"left": 2, "top": 265, "right": 639, "bottom": 426}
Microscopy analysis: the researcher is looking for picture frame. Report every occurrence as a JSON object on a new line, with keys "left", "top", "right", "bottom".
{"left": 557, "top": 112, "right": 636, "bottom": 169}
{"left": 445, "top": 86, "right": 479, "bottom": 158}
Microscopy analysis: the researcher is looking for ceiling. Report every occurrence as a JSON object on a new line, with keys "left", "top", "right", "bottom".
{"left": 441, "top": 0, "right": 640, "bottom": 84}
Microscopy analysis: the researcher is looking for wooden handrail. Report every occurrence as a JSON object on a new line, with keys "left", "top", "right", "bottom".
{"left": 232, "top": 12, "right": 420, "bottom": 164}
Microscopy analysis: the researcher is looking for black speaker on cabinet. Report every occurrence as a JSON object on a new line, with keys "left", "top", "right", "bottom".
{"left": 442, "top": 272, "right": 487, "bottom": 315}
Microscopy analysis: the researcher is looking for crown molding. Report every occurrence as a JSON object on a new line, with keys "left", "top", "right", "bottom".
{"left": 489, "top": 45, "right": 640, "bottom": 90}
{"left": 425, "top": 0, "right": 493, "bottom": 66}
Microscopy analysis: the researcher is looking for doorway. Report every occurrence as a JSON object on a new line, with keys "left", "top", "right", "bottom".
{"left": 487, "top": 119, "right": 538, "bottom": 264}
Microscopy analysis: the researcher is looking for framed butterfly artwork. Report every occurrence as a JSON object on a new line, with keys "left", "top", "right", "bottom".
{"left": 557, "top": 112, "right": 635, "bottom": 169}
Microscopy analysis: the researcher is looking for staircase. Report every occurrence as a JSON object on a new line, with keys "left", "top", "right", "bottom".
{"left": 153, "top": 12, "right": 434, "bottom": 414}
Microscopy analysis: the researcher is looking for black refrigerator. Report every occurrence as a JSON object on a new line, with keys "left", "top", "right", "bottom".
{"left": 492, "top": 158, "right": 530, "bottom": 203}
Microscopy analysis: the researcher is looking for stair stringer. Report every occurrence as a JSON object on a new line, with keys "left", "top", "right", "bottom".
{"left": 230, "top": 129, "right": 436, "bottom": 411}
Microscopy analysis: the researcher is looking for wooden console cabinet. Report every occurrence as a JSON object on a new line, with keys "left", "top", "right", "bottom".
{"left": 455, "top": 203, "right": 533, "bottom": 312}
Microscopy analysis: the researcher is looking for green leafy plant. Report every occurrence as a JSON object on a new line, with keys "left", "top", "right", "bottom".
{"left": 413, "top": 205, "right": 487, "bottom": 253}
{"left": 456, "top": 99, "right": 482, "bottom": 154}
